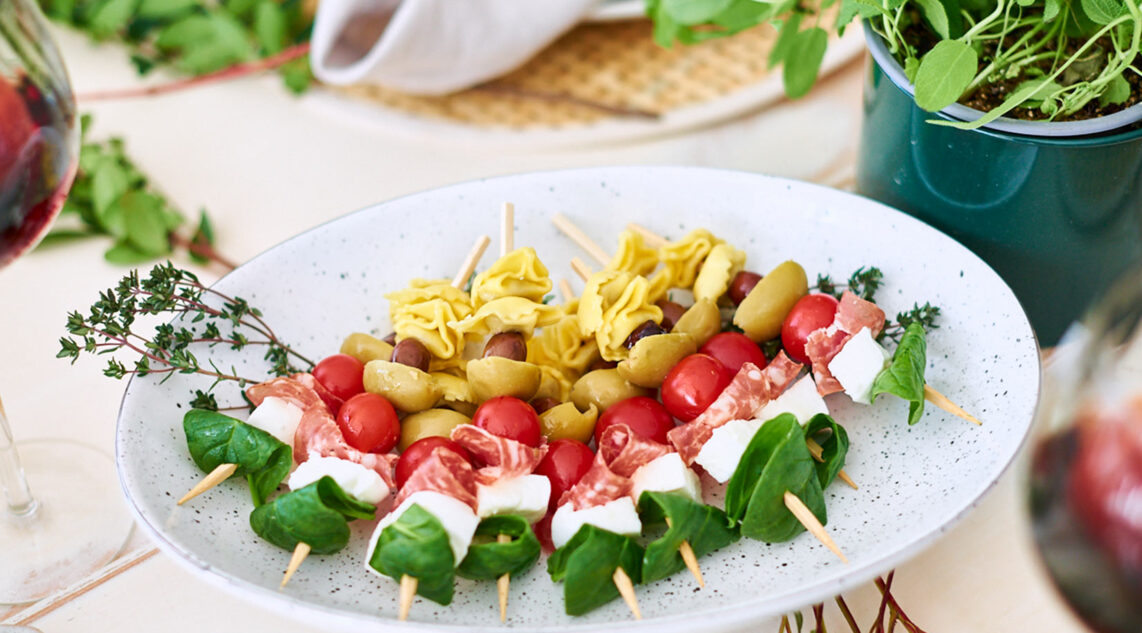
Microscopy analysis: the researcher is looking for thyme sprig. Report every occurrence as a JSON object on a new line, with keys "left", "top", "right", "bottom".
{"left": 58, "top": 262, "right": 313, "bottom": 406}
{"left": 813, "top": 266, "right": 885, "bottom": 301}
{"left": 882, "top": 302, "right": 942, "bottom": 344}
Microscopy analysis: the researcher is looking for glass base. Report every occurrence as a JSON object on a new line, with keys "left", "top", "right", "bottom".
{"left": 0, "top": 440, "right": 133, "bottom": 604}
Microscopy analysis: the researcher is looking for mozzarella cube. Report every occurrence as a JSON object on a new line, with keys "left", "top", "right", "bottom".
{"left": 288, "top": 454, "right": 390, "bottom": 504}
{"left": 550, "top": 497, "right": 641, "bottom": 550}
{"left": 757, "top": 375, "right": 830, "bottom": 424}
{"left": 828, "top": 328, "right": 891, "bottom": 405}
{"left": 246, "top": 397, "right": 303, "bottom": 449}
{"left": 476, "top": 474, "right": 551, "bottom": 523}
{"left": 693, "top": 417, "right": 763, "bottom": 483}
{"left": 630, "top": 453, "right": 702, "bottom": 505}
{"left": 365, "top": 491, "right": 479, "bottom": 571}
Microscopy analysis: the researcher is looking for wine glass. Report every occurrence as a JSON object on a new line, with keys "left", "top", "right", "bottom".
{"left": 1028, "top": 263, "right": 1142, "bottom": 633}
{"left": 0, "top": 0, "right": 133, "bottom": 604}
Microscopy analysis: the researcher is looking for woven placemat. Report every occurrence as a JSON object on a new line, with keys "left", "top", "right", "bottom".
{"left": 333, "top": 19, "right": 805, "bottom": 129}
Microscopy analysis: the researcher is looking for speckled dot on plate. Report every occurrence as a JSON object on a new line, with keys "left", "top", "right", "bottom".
{"left": 116, "top": 167, "right": 1040, "bottom": 633}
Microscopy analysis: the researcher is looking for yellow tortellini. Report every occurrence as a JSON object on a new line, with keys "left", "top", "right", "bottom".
{"left": 468, "top": 247, "right": 553, "bottom": 307}
{"left": 605, "top": 230, "right": 660, "bottom": 278}
{"left": 577, "top": 271, "right": 663, "bottom": 361}
{"left": 527, "top": 312, "right": 600, "bottom": 377}
{"left": 646, "top": 269, "right": 672, "bottom": 305}
{"left": 693, "top": 243, "right": 747, "bottom": 302}
{"left": 385, "top": 279, "right": 473, "bottom": 361}
{"left": 659, "top": 229, "right": 725, "bottom": 290}
{"left": 450, "top": 296, "right": 563, "bottom": 339}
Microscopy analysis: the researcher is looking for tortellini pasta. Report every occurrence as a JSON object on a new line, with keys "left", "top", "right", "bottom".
{"left": 468, "top": 247, "right": 553, "bottom": 307}
{"left": 605, "top": 230, "right": 659, "bottom": 278}
{"left": 659, "top": 229, "right": 724, "bottom": 290}
{"left": 693, "top": 243, "right": 747, "bottom": 302}
{"left": 577, "top": 271, "right": 663, "bottom": 361}
{"left": 527, "top": 312, "right": 600, "bottom": 377}
{"left": 385, "top": 279, "right": 473, "bottom": 361}
{"left": 450, "top": 296, "right": 563, "bottom": 339}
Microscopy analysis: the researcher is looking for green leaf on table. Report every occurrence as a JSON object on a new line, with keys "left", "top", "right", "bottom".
{"left": 661, "top": 0, "right": 735, "bottom": 24}
{"left": 871, "top": 322, "right": 927, "bottom": 425}
{"left": 913, "top": 39, "right": 977, "bottom": 112}
{"left": 803, "top": 414, "right": 849, "bottom": 488}
{"left": 1081, "top": 0, "right": 1124, "bottom": 24}
{"left": 91, "top": 157, "right": 128, "bottom": 216}
{"left": 88, "top": 0, "right": 140, "bottom": 37}
{"left": 548, "top": 524, "right": 643, "bottom": 616}
{"left": 768, "top": 13, "right": 803, "bottom": 69}
{"left": 38, "top": 229, "right": 96, "bottom": 248}
{"left": 724, "top": 413, "right": 827, "bottom": 542}
{"left": 253, "top": 0, "right": 286, "bottom": 54}
{"left": 914, "top": 0, "right": 950, "bottom": 38}
{"left": 250, "top": 476, "right": 375, "bottom": 554}
{"left": 457, "top": 515, "right": 541, "bottom": 581}
{"left": 104, "top": 241, "right": 154, "bottom": 265}
{"left": 1101, "top": 74, "right": 1132, "bottom": 106}
{"left": 280, "top": 57, "right": 313, "bottom": 94}
{"left": 156, "top": 13, "right": 254, "bottom": 74}
{"left": 183, "top": 408, "right": 293, "bottom": 506}
{"left": 638, "top": 491, "right": 740, "bottom": 583}
{"left": 122, "top": 191, "right": 171, "bottom": 255}
{"left": 135, "top": 0, "right": 198, "bottom": 20}
{"left": 368, "top": 504, "right": 456, "bottom": 605}
{"left": 782, "top": 27, "right": 827, "bottom": 98}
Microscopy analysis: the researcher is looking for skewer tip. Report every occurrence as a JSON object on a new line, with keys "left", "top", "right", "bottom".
{"left": 924, "top": 384, "right": 983, "bottom": 425}
{"left": 399, "top": 574, "right": 417, "bottom": 621}
{"left": 280, "top": 541, "right": 311, "bottom": 588}
{"left": 783, "top": 491, "right": 848, "bottom": 564}
{"left": 612, "top": 567, "right": 642, "bottom": 620}
{"left": 496, "top": 533, "right": 511, "bottom": 622}
{"left": 177, "top": 462, "right": 238, "bottom": 505}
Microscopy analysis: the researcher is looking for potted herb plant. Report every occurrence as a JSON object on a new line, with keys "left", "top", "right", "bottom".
{"left": 649, "top": 0, "right": 1142, "bottom": 344}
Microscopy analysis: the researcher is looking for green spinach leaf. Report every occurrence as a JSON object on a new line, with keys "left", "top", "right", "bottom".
{"left": 638, "top": 491, "right": 740, "bottom": 583}
{"left": 547, "top": 525, "right": 643, "bottom": 616}
{"left": 368, "top": 504, "right": 456, "bottom": 605}
{"left": 457, "top": 515, "right": 541, "bottom": 581}
{"left": 870, "top": 322, "right": 927, "bottom": 425}
{"left": 249, "top": 476, "right": 375, "bottom": 554}
{"left": 183, "top": 408, "right": 291, "bottom": 506}
{"left": 804, "top": 414, "right": 849, "bottom": 488}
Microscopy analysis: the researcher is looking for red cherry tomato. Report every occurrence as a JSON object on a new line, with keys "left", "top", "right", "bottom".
{"left": 699, "top": 332, "right": 768, "bottom": 375}
{"left": 594, "top": 396, "right": 675, "bottom": 446}
{"left": 336, "top": 393, "right": 400, "bottom": 454}
{"left": 395, "top": 436, "right": 471, "bottom": 489}
{"left": 661, "top": 354, "right": 733, "bottom": 422}
{"left": 781, "top": 293, "right": 840, "bottom": 365}
{"left": 471, "top": 396, "right": 543, "bottom": 447}
{"left": 534, "top": 438, "right": 595, "bottom": 511}
{"left": 312, "top": 354, "right": 365, "bottom": 402}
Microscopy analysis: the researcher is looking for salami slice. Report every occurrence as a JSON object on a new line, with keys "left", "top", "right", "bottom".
{"left": 806, "top": 291, "right": 887, "bottom": 395}
{"left": 246, "top": 375, "right": 326, "bottom": 412}
{"left": 293, "top": 407, "right": 399, "bottom": 490}
{"left": 598, "top": 423, "right": 670, "bottom": 478}
{"left": 393, "top": 447, "right": 478, "bottom": 511}
{"left": 835, "top": 291, "right": 886, "bottom": 338}
{"left": 668, "top": 353, "right": 803, "bottom": 464}
{"left": 450, "top": 424, "right": 548, "bottom": 486}
{"left": 558, "top": 452, "right": 632, "bottom": 511}
{"left": 291, "top": 373, "right": 345, "bottom": 416}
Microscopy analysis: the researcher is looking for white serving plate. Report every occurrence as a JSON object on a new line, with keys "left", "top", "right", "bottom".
{"left": 116, "top": 166, "right": 1040, "bottom": 632}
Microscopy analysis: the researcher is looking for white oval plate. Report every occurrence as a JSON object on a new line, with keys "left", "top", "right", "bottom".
{"left": 117, "top": 167, "right": 1040, "bottom": 633}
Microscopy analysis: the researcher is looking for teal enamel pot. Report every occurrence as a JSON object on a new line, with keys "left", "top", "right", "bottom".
{"left": 856, "top": 25, "right": 1142, "bottom": 345}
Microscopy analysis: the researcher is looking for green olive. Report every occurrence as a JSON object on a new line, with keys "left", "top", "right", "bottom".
{"left": 570, "top": 368, "right": 652, "bottom": 414}
{"left": 534, "top": 365, "right": 567, "bottom": 401}
{"left": 362, "top": 360, "right": 442, "bottom": 413}
{"left": 466, "top": 356, "right": 542, "bottom": 403}
{"left": 539, "top": 402, "right": 598, "bottom": 443}
{"left": 340, "top": 332, "right": 394, "bottom": 364}
{"left": 672, "top": 298, "right": 721, "bottom": 347}
{"left": 732, "top": 260, "right": 808, "bottom": 342}
{"left": 617, "top": 332, "right": 697, "bottom": 388}
{"left": 398, "top": 408, "right": 471, "bottom": 451}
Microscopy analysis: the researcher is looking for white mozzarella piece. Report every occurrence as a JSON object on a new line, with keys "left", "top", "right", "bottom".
{"left": 757, "top": 375, "right": 830, "bottom": 424}
{"left": 550, "top": 497, "right": 641, "bottom": 550}
{"left": 475, "top": 474, "right": 551, "bottom": 523}
{"left": 365, "top": 491, "right": 479, "bottom": 572}
{"left": 630, "top": 453, "right": 702, "bottom": 504}
{"left": 287, "top": 454, "right": 390, "bottom": 504}
{"left": 693, "top": 417, "right": 763, "bottom": 484}
{"left": 828, "top": 328, "right": 891, "bottom": 405}
{"left": 246, "top": 397, "right": 303, "bottom": 449}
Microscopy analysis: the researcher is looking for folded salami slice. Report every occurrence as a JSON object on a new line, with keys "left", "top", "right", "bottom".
{"left": 806, "top": 292, "right": 886, "bottom": 396}
{"left": 393, "top": 447, "right": 479, "bottom": 511}
{"left": 246, "top": 375, "right": 327, "bottom": 412}
{"left": 450, "top": 424, "right": 548, "bottom": 486}
{"left": 668, "top": 353, "right": 803, "bottom": 465}
{"left": 598, "top": 423, "right": 670, "bottom": 479}
{"left": 559, "top": 452, "right": 631, "bottom": 511}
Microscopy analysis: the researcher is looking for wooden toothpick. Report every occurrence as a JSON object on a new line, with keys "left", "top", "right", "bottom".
{"left": 626, "top": 222, "right": 669, "bottom": 249}
{"left": 451, "top": 235, "right": 491, "bottom": 289}
{"left": 399, "top": 574, "right": 417, "bottom": 621}
{"left": 665, "top": 516, "right": 705, "bottom": 588}
{"left": 806, "top": 438, "right": 858, "bottom": 490}
{"left": 280, "top": 542, "right": 310, "bottom": 588}
{"left": 553, "top": 213, "right": 611, "bottom": 267}
{"left": 924, "top": 385, "right": 982, "bottom": 425}
{"left": 612, "top": 567, "right": 642, "bottom": 620}
{"left": 558, "top": 278, "right": 575, "bottom": 304}
{"left": 570, "top": 257, "right": 593, "bottom": 283}
{"left": 783, "top": 491, "right": 848, "bottom": 563}
{"left": 496, "top": 533, "right": 511, "bottom": 621}
{"left": 501, "top": 203, "right": 514, "bottom": 257}
{"left": 178, "top": 462, "right": 237, "bottom": 505}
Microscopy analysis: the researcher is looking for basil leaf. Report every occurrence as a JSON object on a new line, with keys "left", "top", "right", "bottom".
{"left": 368, "top": 504, "right": 456, "bottom": 605}
{"left": 91, "top": 157, "right": 128, "bottom": 216}
{"left": 913, "top": 40, "right": 978, "bottom": 112}
{"left": 725, "top": 414, "right": 827, "bottom": 542}
{"left": 182, "top": 408, "right": 292, "bottom": 506}
{"left": 547, "top": 525, "right": 643, "bottom": 616}
{"left": 253, "top": 0, "right": 286, "bottom": 54}
{"left": 249, "top": 476, "right": 373, "bottom": 554}
{"left": 457, "top": 515, "right": 541, "bottom": 581}
{"left": 638, "top": 491, "right": 740, "bottom": 583}
{"left": 871, "top": 322, "right": 927, "bottom": 425}
{"left": 803, "top": 414, "right": 849, "bottom": 488}
{"left": 783, "top": 27, "right": 828, "bottom": 98}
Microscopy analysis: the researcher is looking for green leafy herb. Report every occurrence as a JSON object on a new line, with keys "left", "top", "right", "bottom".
{"left": 367, "top": 504, "right": 456, "bottom": 605}
{"left": 637, "top": 491, "right": 740, "bottom": 584}
{"left": 812, "top": 265, "right": 884, "bottom": 301}
{"left": 803, "top": 414, "right": 850, "bottom": 488}
{"left": 58, "top": 261, "right": 313, "bottom": 406}
{"left": 456, "top": 515, "right": 542, "bottom": 581}
{"left": 871, "top": 322, "right": 928, "bottom": 425}
{"left": 250, "top": 476, "right": 375, "bottom": 554}
{"left": 547, "top": 525, "right": 643, "bottom": 616}
{"left": 881, "top": 302, "right": 941, "bottom": 343}
{"left": 725, "top": 413, "right": 827, "bottom": 542}
{"left": 183, "top": 408, "right": 291, "bottom": 505}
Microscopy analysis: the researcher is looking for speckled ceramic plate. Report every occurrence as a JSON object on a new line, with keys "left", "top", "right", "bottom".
{"left": 116, "top": 167, "right": 1040, "bottom": 632}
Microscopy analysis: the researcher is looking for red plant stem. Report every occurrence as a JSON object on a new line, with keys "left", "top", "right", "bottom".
{"left": 870, "top": 573, "right": 893, "bottom": 633}
{"left": 835, "top": 596, "right": 861, "bottom": 633}
{"left": 813, "top": 603, "right": 827, "bottom": 633}
{"left": 170, "top": 232, "right": 239, "bottom": 271}
{"left": 79, "top": 43, "right": 311, "bottom": 102}
{"left": 874, "top": 576, "right": 926, "bottom": 633}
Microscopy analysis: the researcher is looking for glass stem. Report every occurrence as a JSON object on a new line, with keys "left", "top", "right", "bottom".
{"left": 0, "top": 394, "right": 37, "bottom": 516}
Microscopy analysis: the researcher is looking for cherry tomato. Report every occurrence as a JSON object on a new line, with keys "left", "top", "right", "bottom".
{"left": 594, "top": 396, "right": 675, "bottom": 446}
{"left": 661, "top": 354, "right": 733, "bottom": 422}
{"left": 336, "top": 393, "right": 400, "bottom": 454}
{"left": 471, "top": 396, "right": 543, "bottom": 447}
{"left": 700, "top": 332, "right": 768, "bottom": 375}
{"left": 395, "top": 436, "right": 471, "bottom": 489}
{"left": 312, "top": 353, "right": 365, "bottom": 402}
{"left": 780, "top": 293, "right": 839, "bottom": 365}
{"left": 534, "top": 438, "right": 595, "bottom": 511}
